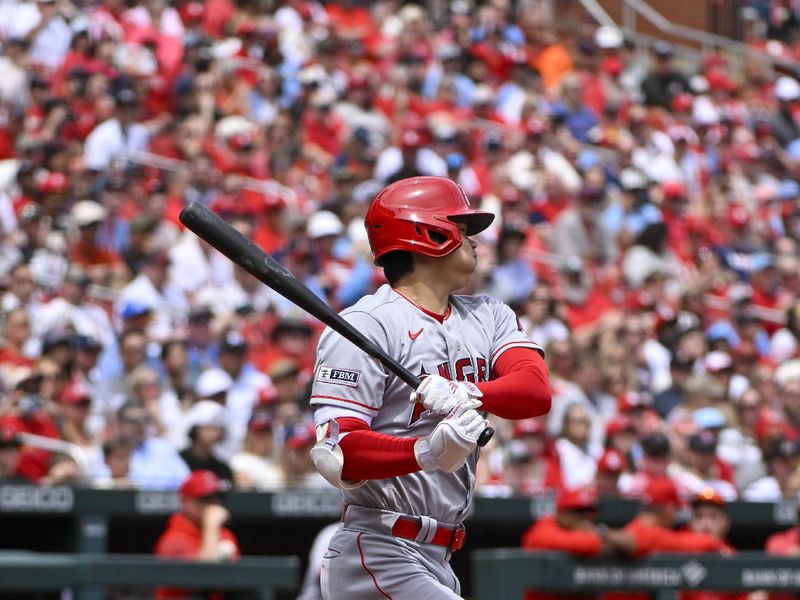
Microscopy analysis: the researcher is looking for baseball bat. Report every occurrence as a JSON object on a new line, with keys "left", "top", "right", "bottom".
{"left": 179, "top": 202, "right": 494, "bottom": 447}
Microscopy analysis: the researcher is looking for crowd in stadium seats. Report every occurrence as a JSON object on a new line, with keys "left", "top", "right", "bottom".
{"left": 0, "top": 0, "right": 800, "bottom": 508}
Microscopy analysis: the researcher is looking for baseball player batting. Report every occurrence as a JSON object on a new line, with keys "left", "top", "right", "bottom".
{"left": 310, "top": 176, "right": 552, "bottom": 599}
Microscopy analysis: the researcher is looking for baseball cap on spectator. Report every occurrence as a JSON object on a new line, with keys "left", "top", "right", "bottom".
{"left": 114, "top": 88, "right": 138, "bottom": 106}
{"left": 605, "top": 415, "right": 635, "bottom": 439}
{"left": 268, "top": 358, "right": 301, "bottom": 382}
{"left": 643, "top": 476, "right": 682, "bottom": 507}
{"left": 179, "top": 470, "right": 230, "bottom": 499}
{"left": 285, "top": 423, "right": 316, "bottom": 449}
{"left": 42, "top": 327, "right": 75, "bottom": 352}
{"left": 641, "top": 432, "right": 671, "bottom": 458}
{"left": 64, "top": 265, "right": 91, "bottom": 287}
{"left": 619, "top": 168, "right": 648, "bottom": 191}
{"left": 706, "top": 321, "right": 740, "bottom": 349}
{"left": 220, "top": 331, "right": 247, "bottom": 354}
{"left": 651, "top": 40, "right": 675, "bottom": 58}
{"left": 37, "top": 172, "right": 69, "bottom": 194}
{"left": 557, "top": 487, "right": 597, "bottom": 512}
{"left": 762, "top": 437, "right": 800, "bottom": 462}
{"left": 704, "top": 351, "right": 733, "bottom": 374}
{"left": 446, "top": 153, "right": 466, "bottom": 170}
{"left": 597, "top": 449, "right": 625, "bottom": 474}
{"left": 618, "top": 391, "right": 652, "bottom": 413}
{"left": 271, "top": 318, "right": 313, "bottom": 342}
{"left": 185, "top": 400, "right": 227, "bottom": 430}
{"left": 775, "top": 76, "right": 800, "bottom": 102}
{"left": 307, "top": 210, "right": 344, "bottom": 240}
{"left": 691, "top": 487, "right": 726, "bottom": 509}
{"left": 688, "top": 430, "right": 718, "bottom": 454}
{"left": 248, "top": 410, "right": 273, "bottom": 433}
{"left": 73, "top": 335, "right": 102, "bottom": 353}
{"left": 195, "top": 368, "right": 233, "bottom": 399}
{"left": 661, "top": 180, "right": 686, "bottom": 199}
{"left": 71, "top": 200, "right": 107, "bottom": 228}
{"left": 754, "top": 408, "right": 793, "bottom": 442}
{"left": 693, "top": 407, "right": 726, "bottom": 430}
{"left": 513, "top": 419, "right": 546, "bottom": 438}
{"left": 188, "top": 305, "right": 213, "bottom": 324}
{"left": 774, "top": 359, "right": 800, "bottom": 387}
{"left": 684, "top": 374, "right": 725, "bottom": 401}
{"left": 59, "top": 381, "right": 91, "bottom": 405}
{"left": 594, "top": 25, "right": 623, "bottom": 49}
{"left": 129, "top": 214, "right": 158, "bottom": 234}
{"left": 119, "top": 301, "right": 152, "bottom": 321}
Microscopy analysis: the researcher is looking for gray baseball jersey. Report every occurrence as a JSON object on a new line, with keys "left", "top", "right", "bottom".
{"left": 311, "top": 283, "right": 542, "bottom": 524}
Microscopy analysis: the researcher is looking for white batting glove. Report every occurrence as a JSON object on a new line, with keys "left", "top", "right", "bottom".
{"left": 410, "top": 375, "right": 483, "bottom": 416}
{"left": 413, "top": 405, "right": 487, "bottom": 473}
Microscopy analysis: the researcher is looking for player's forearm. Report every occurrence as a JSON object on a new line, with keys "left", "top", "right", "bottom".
{"left": 338, "top": 428, "right": 422, "bottom": 480}
{"left": 475, "top": 349, "right": 551, "bottom": 419}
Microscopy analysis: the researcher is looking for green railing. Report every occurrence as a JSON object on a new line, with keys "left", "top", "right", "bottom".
{"left": 0, "top": 551, "right": 299, "bottom": 600}
{"left": 472, "top": 550, "right": 800, "bottom": 600}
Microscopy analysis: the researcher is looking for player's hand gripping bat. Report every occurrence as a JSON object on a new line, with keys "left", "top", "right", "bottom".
{"left": 179, "top": 201, "right": 494, "bottom": 447}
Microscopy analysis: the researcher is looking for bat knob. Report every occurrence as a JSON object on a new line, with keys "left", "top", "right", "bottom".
{"left": 477, "top": 427, "right": 494, "bottom": 448}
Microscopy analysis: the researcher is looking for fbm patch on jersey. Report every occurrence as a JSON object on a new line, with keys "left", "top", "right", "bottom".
{"left": 317, "top": 366, "right": 361, "bottom": 388}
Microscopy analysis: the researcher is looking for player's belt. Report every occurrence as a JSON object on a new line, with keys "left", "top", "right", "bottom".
{"left": 342, "top": 505, "right": 467, "bottom": 552}
{"left": 391, "top": 517, "right": 466, "bottom": 552}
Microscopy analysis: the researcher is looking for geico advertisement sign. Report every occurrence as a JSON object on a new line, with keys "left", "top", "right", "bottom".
{"left": 0, "top": 485, "right": 74, "bottom": 512}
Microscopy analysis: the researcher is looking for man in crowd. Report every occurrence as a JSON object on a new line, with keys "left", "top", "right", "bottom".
{"left": 154, "top": 470, "right": 240, "bottom": 599}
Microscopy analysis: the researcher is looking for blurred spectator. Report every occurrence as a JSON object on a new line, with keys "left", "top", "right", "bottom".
{"left": 101, "top": 401, "right": 189, "bottom": 490}
{"left": 281, "top": 422, "right": 327, "bottom": 489}
{"left": 595, "top": 448, "right": 625, "bottom": 496}
{"left": 483, "top": 225, "right": 537, "bottom": 305}
{"left": 521, "top": 487, "right": 634, "bottom": 600}
{"left": 0, "top": 367, "right": 59, "bottom": 481}
{"left": 116, "top": 250, "right": 188, "bottom": 341}
{"left": 555, "top": 403, "right": 599, "bottom": 490}
{"left": 83, "top": 88, "right": 151, "bottom": 171}
{"left": 519, "top": 284, "right": 569, "bottom": 349}
{"left": 230, "top": 409, "right": 284, "bottom": 491}
{"left": 640, "top": 41, "right": 691, "bottom": 110}
{"left": 672, "top": 430, "right": 738, "bottom": 501}
{"left": 154, "top": 470, "right": 239, "bottom": 600}
{"left": 179, "top": 400, "right": 232, "bottom": 483}
{"left": 620, "top": 431, "right": 672, "bottom": 496}
{"left": 217, "top": 331, "right": 270, "bottom": 458}
{"left": 743, "top": 437, "right": 800, "bottom": 501}
{"left": 621, "top": 476, "right": 727, "bottom": 560}
{"left": 94, "top": 436, "right": 134, "bottom": 489}
{"left": 492, "top": 418, "right": 562, "bottom": 496}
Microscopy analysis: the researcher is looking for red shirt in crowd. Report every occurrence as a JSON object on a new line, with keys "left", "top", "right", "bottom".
{"left": 765, "top": 527, "right": 800, "bottom": 600}
{"left": 0, "top": 413, "right": 61, "bottom": 481}
{"left": 153, "top": 512, "right": 240, "bottom": 599}
{"left": 521, "top": 516, "right": 603, "bottom": 600}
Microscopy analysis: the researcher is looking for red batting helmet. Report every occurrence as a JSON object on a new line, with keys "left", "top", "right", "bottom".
{"left": 365, "top": 177, "right": 494, "bottom": 265}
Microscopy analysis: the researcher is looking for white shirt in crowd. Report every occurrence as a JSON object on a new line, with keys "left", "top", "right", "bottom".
{"left": 116, "top": 274, "right": 189, "bottom": 341}
{"left": 83, "top": 118, "right": 151, "bottom": 171}
{"left": 555, "top": 437, "right": 598, "bottom": 490}
{"left": 0, "top": 2, "right": 71, "bottom": 70}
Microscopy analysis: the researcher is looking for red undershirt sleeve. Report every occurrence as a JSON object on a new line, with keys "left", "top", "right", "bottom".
{"left": 335, "top": 417, "right": 422, "bottom": 481}
{"left": 475, "top": 347, "right": 551, "bottom": 419}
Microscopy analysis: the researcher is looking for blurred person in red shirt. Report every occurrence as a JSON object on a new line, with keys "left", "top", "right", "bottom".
{"left": 624, "top": 477, "right": 727, "bottom": 558}
{"left": 0, "top": 426, "right": 24, "bottom": 483}
{"left": 68, "top": 200, "right": 128, "bottom": 286}
{"left": 765, "top": 498, "right": 800, "bottom": 600}
{"left": 154, "top": 470, "right": 240, "bottom": 600}
{"left": 595, "top": 449, "right": 626, "bottom": 496}
{"left": 0, "top": 367, "right": 60, "bottom": 481}
{"left": 681, "top": 488, "right": 744, "bottom": 600}
{"left": 522, "top": 487, "right": 635, "bottom": 600}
